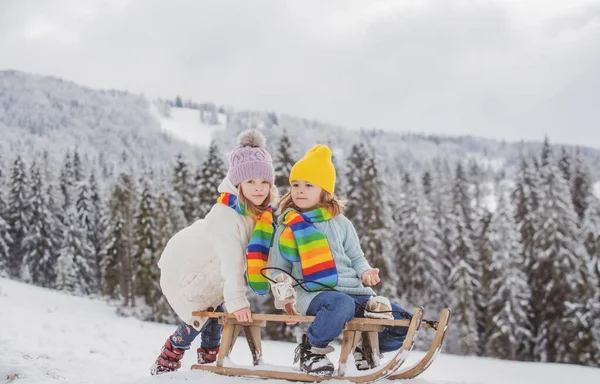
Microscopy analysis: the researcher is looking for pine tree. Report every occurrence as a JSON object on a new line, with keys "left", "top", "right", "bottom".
{"left": 512, "top": 157, "right": 541, "bottom": 360}
{"left": 133, "top": 180, "right": 158, "bottom": 307}
{"left": 344, "top": 143, "right": 368, "bottom": 234}
{"left": 581, "top": 196, "right": 600, "bottom": 288}
{"left": 274, "top": 131, "right": 295, "bottom": 195}
{"left": 56, "top": 208, "right": 95, "bottom": 294}
{"left": 193, "top": 141, "right": 226, "bottom": 220}
{"left": 422, "top": 170, "right": 432, "bottom": 197}
{"left": 0, "top": 162, "right": 10, "bottom": 277}
{"left": 101, "top": 173, "right": 137, "bottom": 305}
{"left": 571, "top": 151, "right": 592, "bottom": 222}
{"left": 75, "top": 174, "right": 97, "bottom": 293}
{"left": 345, "top": 143, "right": 393, "bottom": 296}
{"left": 59, "top": 152, "right": 74, "bottom": 212}
{"left": 485, "top": 187, "right": 531, "bottom": 360}
{"left": 394, "top": 176, "right": 444, "bottom": 308}
{"left": 7, "top": 156, "right": 31, "bottom": 278}
{"left": 89, "top": 172, "right": 107, "bottom": 292}
{"left": 541, "top": 136, "right": 551, "bottom": 168}
{"left": 558, "top": 147, "right": 571, "bottom": 182}
{"left": 21, "top": 164, "right": 58, "bottom": 287}
{"left": 173, "top": 155, "right": 195, "bottom": 224}
{"left": 101, "top": 213, "right": 125, "bottom": 300}
{"left": 448, "top": 162, "right": 479, "bottom": 355}
{"left": 73, "top": 150, "right": 84, "bottom": 183}
{"left": 532, "top": 163, "right": 597, "bottom": 363}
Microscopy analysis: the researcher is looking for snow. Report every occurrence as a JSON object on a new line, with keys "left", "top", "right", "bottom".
{"left": 150, "top": 105, "right": 225, "bottom": 148}
{"left": 594, "top": 181, "right": 600, "bottom": 199}
{"left": 1, "top": 278, "right": 599, "bottom": 384}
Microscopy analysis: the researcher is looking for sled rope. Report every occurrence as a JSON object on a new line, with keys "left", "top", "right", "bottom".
{"left": 260, "top": 267, "right": 439, "bottom": 329}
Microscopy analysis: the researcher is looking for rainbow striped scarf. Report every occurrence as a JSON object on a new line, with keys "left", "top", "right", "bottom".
{"left": 217, "top": 192, "right": 274, "bottom": 295}
{"left": 279, "top": 208, "right": 338, "bottom": 291}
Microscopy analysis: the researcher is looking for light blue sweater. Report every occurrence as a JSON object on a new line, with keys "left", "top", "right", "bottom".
{"left": 268, "top": 210, "right": 376, "bottom": 315}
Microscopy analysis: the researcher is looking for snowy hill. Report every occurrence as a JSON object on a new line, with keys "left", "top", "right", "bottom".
{"left": 1, "top": 277, "right": 598, "bottom": 384}
{"left": 3, "top": 70, "right": 600, "bottom": 183}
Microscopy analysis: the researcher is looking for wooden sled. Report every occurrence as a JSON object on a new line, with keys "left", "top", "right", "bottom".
{"left": 189, "top": 307, "right": 451, "bottom": 382}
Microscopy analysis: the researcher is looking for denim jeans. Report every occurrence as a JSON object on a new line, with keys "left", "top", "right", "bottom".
{"left": 169, "top": 304, "right": 224, "bottom": 350}
{"left": 306, "top": 292, "right": 409, "bottom": 352}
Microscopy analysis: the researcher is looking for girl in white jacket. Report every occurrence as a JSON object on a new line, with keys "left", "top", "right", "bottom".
{"left": 151, "top": 130, "right": 277, "bottom": 375}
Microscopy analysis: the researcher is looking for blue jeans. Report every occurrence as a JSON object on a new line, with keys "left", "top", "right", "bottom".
{"left": 169, "top": 304, "right": 224, "bottom": 350}
{"left": 306, "top": 292, "right": 409, "bottom": 352}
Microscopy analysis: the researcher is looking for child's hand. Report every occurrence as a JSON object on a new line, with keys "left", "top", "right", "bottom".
{"left": 284, "top": 302, "right": 300, "bottom": 325}
{"left": 233, "top": 307, "right": 253, "bottom": 323}
{"left": 361, "top": 268, "right": 381, "bottom": 286}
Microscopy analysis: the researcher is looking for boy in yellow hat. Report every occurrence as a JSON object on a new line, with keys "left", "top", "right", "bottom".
{"left": 267, "top": 144, "right": 409, "bottom": 376}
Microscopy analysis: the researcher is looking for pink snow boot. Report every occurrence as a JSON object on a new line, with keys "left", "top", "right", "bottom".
{"left": 197, "top": 346, "right": 219, "bottom": 364}
{"left": 150, "top": 338, "right": 185, "bottom": 375}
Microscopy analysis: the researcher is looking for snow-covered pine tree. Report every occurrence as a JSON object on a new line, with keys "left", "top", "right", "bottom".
{"left": 448, "top": 162, "right": 479, "bottom": 355}
{"left": 485, "top": 185, "right": 531, "bottom": 360}
{"left": 102, "top": 173, "right": 137, "bottom": 305}
{"left": 21, "top": 163, "right": 58, "bottom": 287}
{"left": 361, "top": 146, "right": 394, "bottom": 297}
{"left": 59, "top": 152, "right": 74, "bottom": 212}
{"left": 75, "top": 170, "right": 97, "bottom": 293}
{"left": 512, "top": 156, "right": 541, "bottom": 360}
{"left": 101, "top": 212, "right": 125, "bottom": 300}
{"left": 581, "top": 195, "right": 600, "bottom": 288}
{"left": 193, "top": 140, "right": 226, "bottom": 220}
{"left": 540, "top": 136, "right": 551, "bottom": 168}
{"left": 558, "top": 147, "right": 572, "bottom": 183}
{"left": 394, "top": 173, "right": 444, "bottom": 308}
{"left": 274, "top": 131, "right": 295, "bottom": 196}
{"left": 89, "top": 171, "right": 107, "bottom": 291}
{"left": 173, "top": 154, "right": 195, "bottom": 224}
{"left": 571, "top": 151, "right": 592, "bottom": 223}
{"left": 532, "top": 162, "right": 598, "bottom": 364}
{"left": 133, "top": 179, "right": 158, "bottom": 309}
{"left": 427, "top": 159, "right": 455, "bottom": 291}
{"left": 73, "top": 150, "right": 84, "bottom": 183}
{"left": 7, "top": 155, "right": 31, "bottom": 279}
{"left": 0, "top": 160, "right": 10, "bottom": 277}
{"left": 56, "top": 207, "right": 95, "bottom": 295}
{"left": 344, "top": 143, "right": 368, "bottom": 235}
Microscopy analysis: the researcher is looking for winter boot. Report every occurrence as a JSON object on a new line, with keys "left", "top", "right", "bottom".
{"left": 150, "top": 338, "right": 185, "bottom": 375}
{"left": 293, "top": 334, "right": 335, "bottom": 376}
{"left": 197, "top": 346, "right": 219, "bottom": 364}
{"left": 352, "top": 344, "right": 383, "bottom": 371}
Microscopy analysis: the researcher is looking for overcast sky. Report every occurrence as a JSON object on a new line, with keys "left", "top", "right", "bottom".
{"left": 1, "top": 0, "right": 599, "bottom": 148}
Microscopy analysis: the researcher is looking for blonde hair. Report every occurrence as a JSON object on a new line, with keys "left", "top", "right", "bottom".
{"left": 278, "top": 189, "right": 345, "bottom": 216}
{"left": 236, "top": 184, "right": 277, "bottom": 217}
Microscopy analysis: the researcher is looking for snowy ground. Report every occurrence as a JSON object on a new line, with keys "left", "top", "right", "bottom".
{"left": 151, "top": 105, "right": 225, "bottom": 148}
{"left": 1, "top": 278, "right": 599, "bottom": 384}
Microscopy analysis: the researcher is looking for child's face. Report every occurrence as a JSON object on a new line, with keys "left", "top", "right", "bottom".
{"left": 290, "top": 180, "right": 322, "bottom": 210}
{"left": 240, "top": 178, "right": 271, "bottom": 206}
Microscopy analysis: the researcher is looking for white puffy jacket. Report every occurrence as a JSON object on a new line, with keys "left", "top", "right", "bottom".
{"left": 158, "top": 177, "right": 264, "bottom": 328}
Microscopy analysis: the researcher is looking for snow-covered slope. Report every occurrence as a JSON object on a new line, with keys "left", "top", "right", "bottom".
{"left": 150, "top": 104, "right": 226, "bottom": 148}
{"left": 1, "top": 278, "right": 598, "bottom": 384}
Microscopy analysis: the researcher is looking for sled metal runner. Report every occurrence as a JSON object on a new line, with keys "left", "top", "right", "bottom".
{"left": 189, "top": 307, "right": 451, "bottom": 382}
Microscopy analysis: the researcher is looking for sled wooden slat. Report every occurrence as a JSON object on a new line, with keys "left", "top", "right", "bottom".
{"left": 387, "top": 308, "right": 451, "bottom": 380}
{"left": 192, "top": 311, "right": 436, "bottom": 329}
{"left": 191, "top": 307, "right": 425, "bottom": 383}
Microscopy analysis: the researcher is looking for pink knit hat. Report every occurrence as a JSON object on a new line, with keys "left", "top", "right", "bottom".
{"left": 227, "top": 129, "right": 275, "bottom": 186}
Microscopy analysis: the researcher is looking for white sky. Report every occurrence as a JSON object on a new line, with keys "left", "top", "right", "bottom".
{"left": 1, "top": 0, "right": 600, "bottom": 148}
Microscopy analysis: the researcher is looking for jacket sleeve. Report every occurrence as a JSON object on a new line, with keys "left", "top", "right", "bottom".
{"left": 340, "top": 215, "right": 372, "bottom": 279}
{"left": 267, "top": 225, "right": 294, "bottom": 281}
{"left": 207, "top": 204, "right": 250, "bottom": 313}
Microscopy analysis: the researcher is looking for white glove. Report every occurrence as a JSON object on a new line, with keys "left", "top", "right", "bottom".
{"left": 271, "top": 274, "right": 296, "bottom": 310}
{"left": 364, "top": 296, "right": 394, "bottom": 320}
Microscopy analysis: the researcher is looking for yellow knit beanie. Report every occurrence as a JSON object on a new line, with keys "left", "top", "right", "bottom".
{"left": 289, "top": 144, "right": 336, "bottom": 194}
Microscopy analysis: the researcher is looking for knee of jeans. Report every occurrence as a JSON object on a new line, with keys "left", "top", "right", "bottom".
{"left": 334, "top": 295, "right": 355, "bottom": 322}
